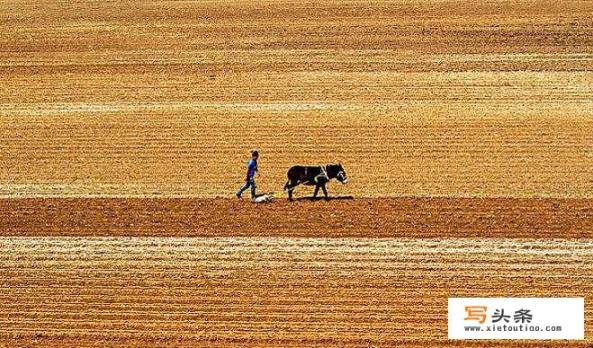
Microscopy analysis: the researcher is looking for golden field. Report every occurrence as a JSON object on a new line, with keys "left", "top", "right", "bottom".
{"left": 2, "top": 0, "right": 593, "bottom": 346}
{"left": 2, "top": 237, "right": 593, "bottom": 347}
{"left": 1, "top": 0, "right": 593, "bottom": 198}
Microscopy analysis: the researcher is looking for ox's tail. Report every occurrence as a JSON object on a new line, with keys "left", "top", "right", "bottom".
{"left": 283, "top": 181, "right": 290, "bottom": 191}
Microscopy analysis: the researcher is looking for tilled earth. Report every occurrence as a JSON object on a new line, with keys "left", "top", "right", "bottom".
{"left": 1, "top": 236, "right": 592, "bottom": 347}
{"left": 2, "top": 197, "right": 593, "bottom": 238}
{"left": 2, "top": 0, "right": 593, "bottom": 346}
{"left": 2, "top": 198, "right": 593, "bottom": 346}
{"left": 2, "top": 0, "right": 593, "bottom": 198}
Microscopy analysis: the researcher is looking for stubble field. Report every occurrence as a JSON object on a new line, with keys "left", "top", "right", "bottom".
{"left": 2, "top": 0, "right": 593, "bottom": 346}
{"left": 3, "top": 237, "right": 593, "bottom": 347}
{"left": 2, "top": 0, "right": 593, "bottom": 198}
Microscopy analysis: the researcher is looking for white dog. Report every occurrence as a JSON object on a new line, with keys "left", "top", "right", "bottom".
{"left": 252, "top": 193, "right": 273, "bottom": 203}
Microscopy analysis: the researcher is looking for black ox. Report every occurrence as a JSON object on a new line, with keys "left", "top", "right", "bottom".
{"left": 283, "top": 163, "right": 348, "bottom": 201}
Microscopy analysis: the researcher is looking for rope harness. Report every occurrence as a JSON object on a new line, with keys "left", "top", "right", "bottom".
{"left": 315, "top": 165, "right": 329, "bottom": 184}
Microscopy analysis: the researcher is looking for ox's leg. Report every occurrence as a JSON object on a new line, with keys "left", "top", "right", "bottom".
{"left": 313, "top": 185, "right": 320, "bottom": 199}
{"left": 321, "top": 184, "right": 329, "bottom": 200}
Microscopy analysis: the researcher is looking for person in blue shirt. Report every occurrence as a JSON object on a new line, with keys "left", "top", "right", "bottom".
{"left": 236, "top": 150, "right": 259, "bottom": 199}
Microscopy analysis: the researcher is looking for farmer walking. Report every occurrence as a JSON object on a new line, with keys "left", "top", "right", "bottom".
{"left": 236, "top": 150, "right": 259, "bottom": 199}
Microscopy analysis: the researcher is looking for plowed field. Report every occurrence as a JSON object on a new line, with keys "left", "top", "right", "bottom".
{"left": 2, "top": 0, "right": 593, "bottom": 346}
{"left": 2, "top": 198, "right": 593, "bottom": 238}
{"left": 2, "top": 198, "right": 593, "bottom": 346}
{"left": 2, "top": 0, "right": 593, "bottom": 198}
{"left": 2, "top": 237, "right": 593, "bottom": 347}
